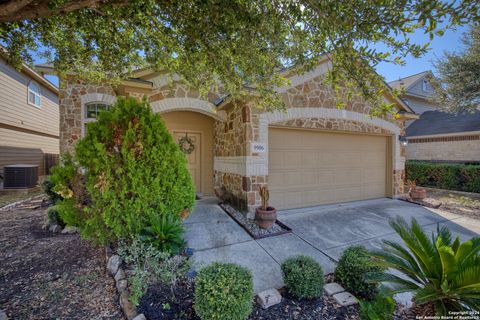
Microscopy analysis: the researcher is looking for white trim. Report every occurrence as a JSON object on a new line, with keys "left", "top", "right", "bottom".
{"left": 214, "top": 156, "right": 268, "bottom": 176}
{"left": 407, "top": 131, "right": 480, "bottom": 139}
{"left": 80, "top": 93, "right": 116, "bottom": 137}
{"left": 150, "top": 97, "right": 226, "bottom": 121}
{"left": 27, "top": 80, "right": 41, "bottom": 108}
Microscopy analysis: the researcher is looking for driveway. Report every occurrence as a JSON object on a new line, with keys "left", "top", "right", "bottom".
{"left": 184, "top": 197, "right": 480, "bottom": 294}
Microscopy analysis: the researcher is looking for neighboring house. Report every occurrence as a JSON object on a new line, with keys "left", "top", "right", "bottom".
{"left": 38, "top": 58, "right": 416, "bottom": 214}
{"left": 390, "top": 71, "right": 480, "bottom": 163}
{"left": 405, "top": 110, "right": 480, "bottom": 163}
{"left": 389, "top": 70, "right": 437, "bottom": 117}
{"left": 0, "top": 54, "right": 59, "bottom": 180}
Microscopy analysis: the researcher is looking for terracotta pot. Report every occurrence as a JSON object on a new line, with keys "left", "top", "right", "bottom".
{"left": 255, "top": 207, "right": 277, "bottom": 229}
{"left": 410, "top": 187, "right": 427, "bottom": 200}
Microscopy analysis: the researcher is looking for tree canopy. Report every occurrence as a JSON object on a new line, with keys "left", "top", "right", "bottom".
{"left": 1, "top": 0, "right": 478, "bottom": 114}
{"left": 432, "top": 24, "right": 480, "bottom": 113}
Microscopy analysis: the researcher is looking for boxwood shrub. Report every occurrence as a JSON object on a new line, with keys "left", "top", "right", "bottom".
{"left": 335, "top": 246, "right": 382, "bottom": 300}
{"left": 281, "top": 255, "right": 324, "bottom": 299}
{"left": 194, "top": 262, "right": 253, "bottom": 320}
{"left": 406, "top": 160, "right": 480, "bottom": 193}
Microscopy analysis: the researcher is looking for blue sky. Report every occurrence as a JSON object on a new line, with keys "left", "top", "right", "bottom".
{"left": 40, "top": 24, "right": 468, "bottom": 87}
{"left": 375, "top": 25, "right": 468, "bottom": 82}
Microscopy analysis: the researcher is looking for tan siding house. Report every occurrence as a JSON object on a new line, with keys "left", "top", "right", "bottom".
{"left": 0, "top": 56, "right": 59, "bottom": 178}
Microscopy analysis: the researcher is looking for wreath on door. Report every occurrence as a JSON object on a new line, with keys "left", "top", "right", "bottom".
{"left": 178, "top": 134, "right": 195, "bottom": 154}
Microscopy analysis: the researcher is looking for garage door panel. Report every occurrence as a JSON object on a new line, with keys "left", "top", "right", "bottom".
{"left": 269, "top": 128, "right": 388, "bottom": 210}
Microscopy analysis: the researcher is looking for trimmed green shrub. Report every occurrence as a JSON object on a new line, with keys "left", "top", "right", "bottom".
{"left": 359, "top": 293, "right": 395, "bottom": 320}
{"left": 46, "top": 98, "right": 195, "bottom": 252}
{"left": 371, "top": 217, "right": 480, "bottom": 315}
{"left": 42, "top": 179, "right": 62, "bottom": 204}
{"left": 47, "top": 207, "right": 66, "bottom": 227}
{"left": 194, "top": 262, "right": 253, "bottom": 320}
{"left": 406, "top": 161, "right": 480, "bottom": 193}
{"left": 281, "top": 255, "right": 324, "bottom": 299}
{"left": 335, "top": 246, "right": 382, "bottom": 300}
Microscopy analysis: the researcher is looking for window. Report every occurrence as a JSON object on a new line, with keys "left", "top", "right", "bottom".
{"left": 85, "top": 103, "right": 109, "bottom": 119}
{"left": 422, "top": 79, "right": 429, "bottom": 92}
{"left": 28, "top": 81, "right": 41, "bottom": 107}
{"left": 82, "top": 102, "right": 110, "bottom": 136}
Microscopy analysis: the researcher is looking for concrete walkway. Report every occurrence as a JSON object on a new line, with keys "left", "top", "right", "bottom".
{"left": 184, "top": 197, "right": 480, "bottom": 294}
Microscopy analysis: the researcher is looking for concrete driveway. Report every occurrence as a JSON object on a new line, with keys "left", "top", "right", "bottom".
{"left": 185, "top": 197, "right": 480, "bottom": 294}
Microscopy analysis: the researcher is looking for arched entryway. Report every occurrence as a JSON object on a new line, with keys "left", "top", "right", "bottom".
{"left": 160, "top": 111, "right": 215, "bottom": 196}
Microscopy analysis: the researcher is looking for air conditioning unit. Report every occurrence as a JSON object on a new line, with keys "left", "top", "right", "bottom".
{"left": 3, "top": 164, "right": 38, "bottom": 189}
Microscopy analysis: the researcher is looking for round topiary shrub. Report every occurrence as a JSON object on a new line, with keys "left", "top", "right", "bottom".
{"left": 194, "top": 262, "right": 253, "bottom": 320}
{"left": 281, "top": 255, "right": 325, "bottom": 299}
{"left": 51, "top": 97, "right": 195, "bottom": 251}
{"left": 335, "top": 246, "right": 382, "bottom": 300}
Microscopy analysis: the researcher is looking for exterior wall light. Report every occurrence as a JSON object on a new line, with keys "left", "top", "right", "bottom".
{"left": 399, "top": 135, "right": 408, "bottom": 147}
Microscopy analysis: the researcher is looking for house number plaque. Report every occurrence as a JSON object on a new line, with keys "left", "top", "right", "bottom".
{"left": 251, "top": 142, "right": 266, "bottom": 154}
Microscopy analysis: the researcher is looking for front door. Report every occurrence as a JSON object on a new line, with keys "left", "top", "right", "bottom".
{"left": 174, "top": 131, "right": 202, "bottom": 193}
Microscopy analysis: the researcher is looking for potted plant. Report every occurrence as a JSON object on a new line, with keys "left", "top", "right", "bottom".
{"left": 255, "top": 186, "right": 277, "bottom": 229}
{"left": 407, "top": 180, "right": 426, "bottom": 200}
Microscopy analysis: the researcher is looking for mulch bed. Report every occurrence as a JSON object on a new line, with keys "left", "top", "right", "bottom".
{"left": 0, "top": 198, "right": 123, "bottom": 320}
{"left": 423, "top": 187, "right": 480, "bottom": 219}
{"left": 139, "top": 279, "right": 361, "bottom": 320}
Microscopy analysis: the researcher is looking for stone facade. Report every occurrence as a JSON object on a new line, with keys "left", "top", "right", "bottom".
{"left": 59, "top": 79, "right": 116, "bottom": 154}
{"left": 59, "top": 64, "right": 408, "bottom": 215}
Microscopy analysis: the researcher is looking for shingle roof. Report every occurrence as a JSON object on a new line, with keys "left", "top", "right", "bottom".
{"left": 388, "top": 71, "right": 431, "bottom": 90}
{"left": 406, "top": 110, "right": 480, "bottom": 137}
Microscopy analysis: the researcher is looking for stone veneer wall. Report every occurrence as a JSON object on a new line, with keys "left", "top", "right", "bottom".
{"left": 59, "top": 79, "right": 116, "bottom": 154}
{"left": 213, "top": 104, "right": 250, "bottom": 210}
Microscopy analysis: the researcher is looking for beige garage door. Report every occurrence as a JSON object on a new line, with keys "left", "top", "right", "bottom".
{"left": 269, "top": 128, "right": 389, "bottom": 210}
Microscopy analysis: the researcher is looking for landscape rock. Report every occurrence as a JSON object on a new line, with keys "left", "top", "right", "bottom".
{"left": 114, "top": 268, "right": 126, "bottom": 282}
{"left": 61, "top": 226, "right": 77, "bottom": 234}
{"left": 256, "top": 288, "right": 282, "bottom": 309}
{"left": 332, "top": 291, "right": 358, "bottom": 307}
{"left": 132, "top": 314, "right": 146, "bottom": 320}
{"left": 120, "top": 291, "right": 137, "bottom": 320}
{"left": 0, "top": 309, "right": 8, "bottom": 320}
{"left": 107, "top": 255, "right": 122, "bottom": 275}
{"left": 116, "top": 279, "right": 128, "bottom": 293}
{"left": 324, "top": 282, "right": 345, "bottom": 296}
{"left": 49, "top": 224, "right": 62, "bottom": 233}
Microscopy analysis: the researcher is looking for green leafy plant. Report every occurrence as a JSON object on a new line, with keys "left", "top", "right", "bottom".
{"left": 47, "top": 207, "right": 66, "bottom": 227}
{"left": 118, "top": 237, "right": 191, "bottom": 305}
{"left": 49, "top": 97, "right": 195, "bottom": 246}
{"left": 406, "top": 161, "right": 480, "bottom": 193}
{"left": 41, "top": 179, "right": 62, "bottom": 204}
{"left": 371, "top": 217, "right": 480, "bottom": 315}
{"left": 335, "top": 246, "right": 383, "bottom": 300}
{"left": 359, "top": 293, "right": 395, "bottom": 320}
{"left": 139, "top": 213, "right": 186, "bottom": 254}
{"left": 281, "top": 255, "right": 324, "bottom": 299}
{"left": 194, "top": 262, "right": 253, "bottom": 320}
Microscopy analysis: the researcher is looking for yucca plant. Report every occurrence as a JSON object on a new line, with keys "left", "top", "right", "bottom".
{"left": 371, "top": 217, "right": 480, "bottom": 315}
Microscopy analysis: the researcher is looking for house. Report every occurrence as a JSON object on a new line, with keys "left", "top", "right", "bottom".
{"left": 38, "top": 58, "right": 416, "bottom": 214}
{"left": 389, "top": 71, "right": 480, "bottom": 163}
{"left": 388, "top": 70, "right": 437, "bottom": 117}
{"left": 0, "top": 54, "right": 59, "bottom": 182}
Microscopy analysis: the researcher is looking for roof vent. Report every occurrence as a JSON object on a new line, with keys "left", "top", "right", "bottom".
{"left": 3, "top": 164, "right": 38, "bottom": 189}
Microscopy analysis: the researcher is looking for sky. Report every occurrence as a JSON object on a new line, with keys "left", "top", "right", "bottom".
{"left": 38, "top": 24, "right": 468, "bottom": 88}
{"left": 375, "top": 25, "right": 468, "bottom": 83}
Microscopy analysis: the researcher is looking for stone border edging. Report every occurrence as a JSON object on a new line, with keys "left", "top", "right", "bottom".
{"left": 105, "top": 247, "right": 146, "bottom": 320}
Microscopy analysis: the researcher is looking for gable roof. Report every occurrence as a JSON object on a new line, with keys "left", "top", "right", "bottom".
{"left": 388, "top": 71, "right": 432, "bottom": 91}
{"left": 406, "top": 110, "right": 480, "bottom": 137}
